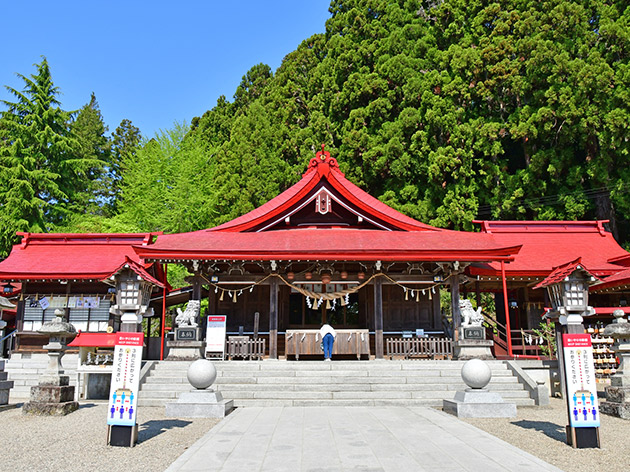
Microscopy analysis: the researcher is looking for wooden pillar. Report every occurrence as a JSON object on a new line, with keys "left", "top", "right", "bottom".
{"left": 269, "top": 277, "right": 279, "bottom": 359}
{"left": 450, "top": 272, "right": 461, "bottom": 341}
{"left": 475, "top": 280, "right": 481, "bottom": 308}
{"left": 192, "top": 273, "right": 202, "bottom": 300}
{"left": 374, "top": 277, "right": 384, "bottom": 359}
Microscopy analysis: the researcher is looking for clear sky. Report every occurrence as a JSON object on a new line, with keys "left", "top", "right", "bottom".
{"left": 0, "top": 1, "right": 332, "bottom": 138}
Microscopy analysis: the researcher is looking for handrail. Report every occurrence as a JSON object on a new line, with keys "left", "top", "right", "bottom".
{"left": 0, "top": 330, "right": 16, "bottom": 344}
{"left": 479, "top": 311, "right": 543, "bottom": 360}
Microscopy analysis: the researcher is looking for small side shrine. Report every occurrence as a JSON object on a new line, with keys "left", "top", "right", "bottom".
{"left": 0, "top": 233, "right": 167, "bottom": 355}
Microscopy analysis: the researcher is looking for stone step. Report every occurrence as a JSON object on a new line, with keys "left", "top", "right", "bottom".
{"left": 202, "top": 398, "right": 536, "bottom": 408}
{"left": 206, "top": 382, "right": 525, "bottom": 392}
{"left": 140, "top": 383, "right": 197, "bottom": 392}
{"left": 150, "top": 361, "right": 510, "bottom": 371}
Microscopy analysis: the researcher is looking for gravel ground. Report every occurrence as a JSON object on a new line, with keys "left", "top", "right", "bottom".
{"left": 2, "top": 399, "right": 628, "bottom": 472}
{"left": 462, "top": 398, "right": 630, "bottom": 472}
{"left": 0, "top": 402, "right": 219, "bottom": 472}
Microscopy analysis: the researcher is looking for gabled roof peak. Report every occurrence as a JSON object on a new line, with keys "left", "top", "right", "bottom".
{"left": 211, "top": 147, "right": 439, "bottom": 233}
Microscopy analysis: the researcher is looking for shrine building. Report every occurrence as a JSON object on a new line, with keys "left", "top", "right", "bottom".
{"left": 0, "top": 148, "right": 629, "bottom": 361}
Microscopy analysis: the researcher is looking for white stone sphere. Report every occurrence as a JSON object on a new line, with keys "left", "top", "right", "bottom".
{"left": 187, "top": 359, "right": 217, "bottom": 389}
{"left": 461, "top": 359, "right": 492, "bottom": 389}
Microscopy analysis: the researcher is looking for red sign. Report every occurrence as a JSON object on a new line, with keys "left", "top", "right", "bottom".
{"left": 115, "top": 333, "right": 144, "bottom": 346}
{"left": 207, "top": 316, "right": 226, "bottom": 323}
{"left": 563, "top": 333, "right": 592, "bottom": 349}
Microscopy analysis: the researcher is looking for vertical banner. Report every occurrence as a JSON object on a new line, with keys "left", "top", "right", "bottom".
{"left": 206, "top": 315, "right": 227, "bottom": 358}
{"left": 563, "top": 333, "right": 600, "bottom": 427}
{"left": 107, "top": 332, "right": 144, "bottom": 427}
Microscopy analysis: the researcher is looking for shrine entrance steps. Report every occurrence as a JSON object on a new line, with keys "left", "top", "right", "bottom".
{"left": 137, "top": 360, "right": 535, "bottom": 408}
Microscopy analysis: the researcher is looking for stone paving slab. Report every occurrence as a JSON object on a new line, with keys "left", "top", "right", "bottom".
{"left": 165, "top": 406, "right": 563, "bottom": 472}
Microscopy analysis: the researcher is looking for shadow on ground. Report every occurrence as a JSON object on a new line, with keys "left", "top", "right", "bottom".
{"left": 78, "top": 403, "right": 100, "bottom": 410}
{"left": 139, "top": 419, "right": 193, "bottom": 442}
{"left": 511, "top": 420, "right": 566, "bottom": 442}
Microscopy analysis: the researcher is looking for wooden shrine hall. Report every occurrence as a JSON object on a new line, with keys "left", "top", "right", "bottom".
{"left": 134, "top": 148, "right": 522, "bottom": 360}
{"left": 1, "top": 148, "right": 629, "bottom": 360}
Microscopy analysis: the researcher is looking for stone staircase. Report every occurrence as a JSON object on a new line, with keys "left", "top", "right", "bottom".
{"left": 138, "top": 360, "right": 535, "bottom": 408}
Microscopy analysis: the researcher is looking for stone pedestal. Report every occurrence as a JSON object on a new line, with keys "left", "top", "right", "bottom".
{"left": 23, "top": 375, "right": 78, "bottom": 416}
{"left": 166, "top": 389, "right": 233, "bottom": 418}
{"left": 166, "top": 340, "right": 206, "bottom": 360}
{"left": 166, "top": 359, "right": 233, "bottom": 418}
{"left": 454, "top": 339, "right": 494, "bottom": 360}
{"left": 600, "top": 387, "right": 630, "bottom": 419}
{"left": 22, "top": 309, "right": 78, "bottom": 416}
{"left": 444, "top": 388, "right": 516, "bottom": 418}
{"left": 443, "top": 358, "right": 516, "bottom": 418}
{"left": 175, "top": 326, "right": 201, "bottom": 341}
{"left": 600, "top": 310, "right": 630, "bottom": 420}
{"left": 0, "top": 360, "right": 13, "bottom": 406}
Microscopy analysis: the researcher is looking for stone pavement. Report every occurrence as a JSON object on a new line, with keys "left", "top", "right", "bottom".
{"left": 165, "top": 406, "right": 563, "bottom": 472}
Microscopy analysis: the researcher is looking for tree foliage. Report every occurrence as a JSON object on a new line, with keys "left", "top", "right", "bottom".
{"left": 178, "top": 0, "right": 629, "bottom": 239}
{"left": 72, "top": 92, "right": 111, "bottom": 215}
{"left": 0, "top": 58, "right": 89, "bottom": 256}
{"left": 2, "top": 1, "right": 629, "bottom": 258}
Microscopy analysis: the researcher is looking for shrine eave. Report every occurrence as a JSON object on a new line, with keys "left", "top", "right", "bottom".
{"left": 134, "top": 228, "right": 520, "bottom": 263}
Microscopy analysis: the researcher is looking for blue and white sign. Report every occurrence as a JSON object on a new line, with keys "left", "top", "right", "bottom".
{"left": 563, "top": 334, "right": 600, "bottom": 427}
{"left": 107, "top": 333, "right": 144, "bottom": 427}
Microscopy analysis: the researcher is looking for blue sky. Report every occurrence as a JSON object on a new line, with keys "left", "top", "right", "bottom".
{"left": 1, "top": 1, "right": 331, "bottom": 138}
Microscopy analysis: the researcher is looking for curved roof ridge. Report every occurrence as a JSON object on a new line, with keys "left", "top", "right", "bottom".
{"left": 210, "top": 147, "right": 440, "bottom": 233}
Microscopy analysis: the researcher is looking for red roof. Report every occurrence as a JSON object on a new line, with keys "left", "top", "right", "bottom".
{"left": 109, "top": 257, "right": 166, "bottom": 288}
{"left": 468, "top": 221, "right": 628, "bottom": 277}
{"left": 591, "top": 267, "right": 630, "bottom": 293}
{"left": 532, "top": 258, "right": 599, "bottom": 290}
{"left": 138, "top": 228, "right": 520, "bottom": 262}
{"left": 0, "top": 233, "right": 162, "bottom": 282}
{"left": 68, "top": 332, "right": 117, "bottom": 347}
{"left": 211, "top": 148, "right": 439, "bottom": 233}
{"left": 137, "top": 149, "right": 520, "bottom": 264}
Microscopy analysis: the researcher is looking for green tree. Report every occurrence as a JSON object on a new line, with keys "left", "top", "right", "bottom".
{"left": 109, "top": 119, "right": 142, "bottom": 213}
{"left": 71, "top": 92, "right": 110, "bottom": 215}
{"left": 0, "top": 57, "right": 97, "bottom": 256}
{"left": 184, "top": 0, "right": 630, "bottom": 243}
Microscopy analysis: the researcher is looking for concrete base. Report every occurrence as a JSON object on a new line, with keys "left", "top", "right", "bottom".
{"left": 600, "top": 386, "right": 630, "bottom": 419}
{"left": 443, "top": 389, "right": 517, "bottom": 418}
{"left": 165, "top": 389, "right": 233, "bottom": 418}
{"left": 0, "top": 380, "right": 14, "bottom": 405}
{"left": 454, "top": 340, "right": 494, "bottom": 360}
{"left": 22, "top": 384, "right": 78, "bottom": 416}
{"left": 166, "top": 341, "right": 206, "bottom": 361}
{"left": 23, "top": 400, "right": 79, "bottom": 416}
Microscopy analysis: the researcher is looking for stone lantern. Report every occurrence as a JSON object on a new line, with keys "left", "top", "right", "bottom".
{"left": 600, "top": 309, "right": 630, "bottom": 419}
{"left": 110, "top": 267, "right": 153, "bottom": 332}
{"left": 23, "top": 309, "right": 79, "bottom": 415}
{"left": 535, "top": 259, "right": 597, "bottom": 346}
{"left": 543, "top": 264, "right": 596, "bottom": 326}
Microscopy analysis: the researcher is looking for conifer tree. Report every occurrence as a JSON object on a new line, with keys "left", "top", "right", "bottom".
{"left": 0, "top": 57, "right": 94, "bottom": 256}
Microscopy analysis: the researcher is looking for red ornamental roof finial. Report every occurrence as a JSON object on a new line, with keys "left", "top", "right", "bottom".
{"left": 310, "top": 143, "right": 340, "bottom": 177}
{"left": 316, "top": 143, "right": 331, "bottom": 161}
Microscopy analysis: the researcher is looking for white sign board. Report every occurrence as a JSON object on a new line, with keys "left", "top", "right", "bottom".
{"left": 107, "top": 332, "right": 144, "bottom": 427}
{"left": 563, "top": 333, "right": 600, "bottom": 427}
{"left": 206, "top": 315, "right": 227, "bottom": 358}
